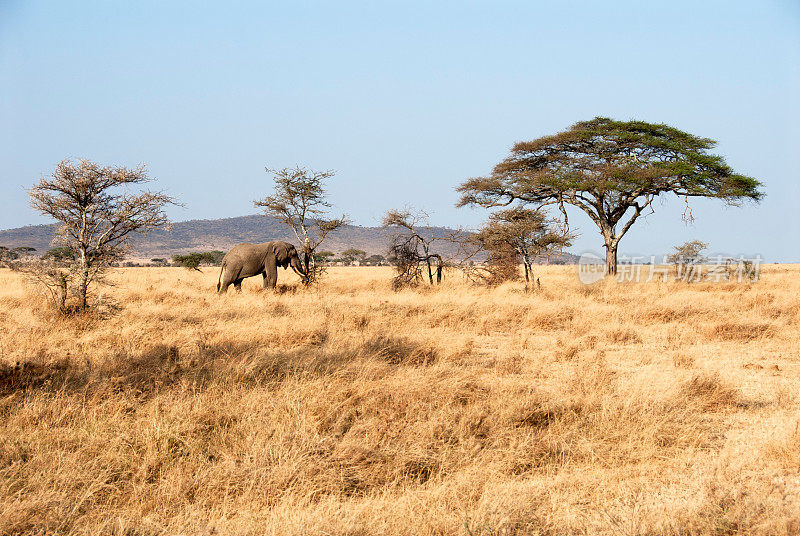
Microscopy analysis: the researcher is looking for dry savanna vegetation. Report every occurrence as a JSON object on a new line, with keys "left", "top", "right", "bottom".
{"left": 1, "top": 265, "right": 799, "bottom": 535}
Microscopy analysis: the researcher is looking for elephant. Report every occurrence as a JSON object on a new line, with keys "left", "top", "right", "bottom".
{"left": 217, "top": 241, "right": 307, "bottom": 294}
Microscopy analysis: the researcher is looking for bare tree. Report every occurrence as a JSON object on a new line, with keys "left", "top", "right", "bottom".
{"left": 666, "top": 239, "right": 709, "bottom": 282}
{"left": 254, "top": 166, "right": 347, "bottom": 286}
{"left": 666, "top": 240, "right": 709, "bottom": 266}
{"left": 28, "top": 159, "right": 176, "bottom": 311}
{"left": 473, "top": 208, "right": 573, "bottom": 290}
{"left": 382, "top": 209, "right": 445, "bottom": 290}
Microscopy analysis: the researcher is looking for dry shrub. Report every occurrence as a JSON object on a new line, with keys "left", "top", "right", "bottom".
{"left": 605, "top": 327, "right": 643, "bottom": 344}
{"left": 234, "top": 345, "right": 359, "bottom": 384}
{"left": 644, "top": 305, "right": 703, "bottom": 323}
{"left": 665, "top": 328, "right": 700, "bottom": 349}
{"left": 530, "top": 308, "right": 575, "bottom": 331}
{"left": 692, "top": 463, "right": 800, "bottom": 535}
{"left": 506, "top": 398, "right": 582, "bottom": 430}
{"left": 774, "top": 382, "right": 799, "bottom": 409}
{"left": 569, "top": 350, "right": 615, "bottom": 397}
{"left": 301, "top": 377, "right": 497, "bottom": 495}
{"left": 553, "top": 339, "right": 581, "bottom": 361}
{"left": 576, "top": 283, "right": 602, "bottom": 298}
{"left": 104, "top": 344, "right": 183, "bottom": 390}
{"left": 481, "top": 242, "right": 522, "bottom": 287}
{"left": 706, "top": 322, "right": 774, "bottom": 341}
{"left": 292, "top": 325, "right": 329, "bottom": 347}
{"left": 765, "top": 423, "right": 800, "bottom": 470}
{"left": 273, "top": 283, "right": 300, "bottom": 295}
{"left": 679, "top": 372, "right": 740, "bottom": 410}
{"left": 673, "top": 353, "right": 696, "bottom": 369}
{"left": 362, "top": 335, "right": 438, "bottom": 365}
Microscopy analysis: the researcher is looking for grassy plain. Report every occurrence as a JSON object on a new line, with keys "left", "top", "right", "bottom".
{"left": 1, "top": 265, "right": 799, "bottom": 535}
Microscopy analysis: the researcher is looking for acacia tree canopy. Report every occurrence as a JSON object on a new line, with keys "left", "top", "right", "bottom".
{"left": 457, "top": 117, "right": 764, "bottom": 275}
{"left": 474, "top": 208, "right": 572, "bottom": 287}
{"left": 172, "top": 251, "right": 224, "bottom": 271}
{"left": 341, "top": 248, "right": 366, "bottom": 264}
{"left": 666, "top": 240, "right": 710, "bottom": 266}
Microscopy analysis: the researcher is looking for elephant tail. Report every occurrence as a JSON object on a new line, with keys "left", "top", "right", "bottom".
{"left": 216, "top": 261, "right": 225, "bottom": 292}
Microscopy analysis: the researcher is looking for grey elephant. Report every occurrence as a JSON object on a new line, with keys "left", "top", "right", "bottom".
{"left": 216, "top": 241, "right": 307, "bottom": 294}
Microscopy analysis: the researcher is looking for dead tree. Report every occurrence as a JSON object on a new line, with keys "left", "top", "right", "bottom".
{"left": 382, "top": 209, "right": 445, "bottom": 289}
{"left": 28, "top": 159, "right": 176, "bottom": 311}
{"left": 666, "top": 240, "right": 709, "bottom": 281}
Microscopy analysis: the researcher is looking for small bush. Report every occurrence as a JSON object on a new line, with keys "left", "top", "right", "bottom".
{"left": 363, "top": 335, "right": 439, "bottom": 365}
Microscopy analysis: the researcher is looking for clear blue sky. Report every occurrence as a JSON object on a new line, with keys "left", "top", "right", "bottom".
{"left": 2, "top": 1, "right": 798, "bottom": 260}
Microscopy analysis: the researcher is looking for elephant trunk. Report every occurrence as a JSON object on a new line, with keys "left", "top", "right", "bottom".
{"left": 290, "top": 256, "right": 308, "bottom": 280}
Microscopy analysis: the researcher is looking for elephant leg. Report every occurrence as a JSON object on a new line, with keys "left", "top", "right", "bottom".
{"left": 233, "top": 279, "right": 243, "bottom": 292}
{"left": 218, "top": 271, "right": 234, "bottom": 294}
{"left": 265, "top": 261, "right": 278, "bottom": 289}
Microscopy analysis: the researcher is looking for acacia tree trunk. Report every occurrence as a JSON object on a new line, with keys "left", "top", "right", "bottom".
{"left": 301, "top": 235, "right": 314, "bottom": 286}
{"left": 78, "top": 247, "right": 89, "bottom": 310}
{"left": 425, "top": 257, "right": 434, "bottom": 285}
{"left": 599, "top": 220, "right": 620, "bottom": 277}
{"left": 523, "top": 261, "right": 532, "bottom": 291}
{"left": 605, "top": 242, "right": 618, "bottom": 276}
{"left": 58, "top": 273, "right": 68, "bottom": 312}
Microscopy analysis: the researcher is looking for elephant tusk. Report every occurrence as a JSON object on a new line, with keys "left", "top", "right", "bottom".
{"left": 291, "top": 266, "right": 307, "bottom": 280}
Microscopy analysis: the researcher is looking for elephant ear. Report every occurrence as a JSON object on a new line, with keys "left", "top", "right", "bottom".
{"left": 275, "top": 242, "right": 290, "bottom": 267}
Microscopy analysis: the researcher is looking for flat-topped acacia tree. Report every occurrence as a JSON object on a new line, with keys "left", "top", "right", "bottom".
{"left": 457, "top": 117, "right": 764, "bottom": 275}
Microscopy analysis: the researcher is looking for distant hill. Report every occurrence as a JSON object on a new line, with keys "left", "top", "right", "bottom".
{"left": 0, "top": 214, "right": 579, "bottom": 263}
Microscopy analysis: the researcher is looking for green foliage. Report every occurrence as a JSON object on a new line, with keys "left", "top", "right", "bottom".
{"left": 340, "top": 248, "right": 367, "bottom": 264}
{"left": 203, "top": 250, "right": 225, "bottom": 265}
{"left": 313, "top": 250, "right": 335, "bottom": 263}
{"left": 43, "top": 247, "right": 76, "bottom": 263}
{"left": 172, "top": 251, "right": 224, "bottom": 271}
{"left": 364, "top": 254, "right": 386, "bottom": 266}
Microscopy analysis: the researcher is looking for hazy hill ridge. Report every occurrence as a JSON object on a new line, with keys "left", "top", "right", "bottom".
{"left": 1, "top": 214, "right": 580, "bottom": 262}
{"left": 0, "top": 215, "right": 455, "bottom": 258}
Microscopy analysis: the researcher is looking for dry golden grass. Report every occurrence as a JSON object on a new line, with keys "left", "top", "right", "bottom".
{"left": 1, "top": 264, "right": 799, "bottom": 535}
